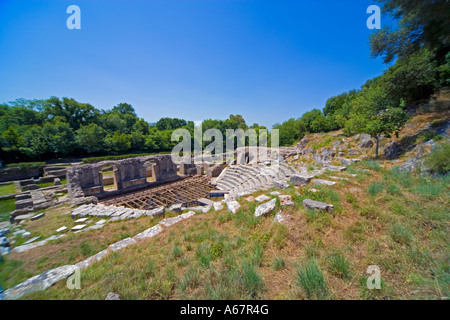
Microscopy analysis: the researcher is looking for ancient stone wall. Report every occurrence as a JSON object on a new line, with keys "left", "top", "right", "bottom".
{"left": 67, "top": 155, "right": 178, "bottom": 199}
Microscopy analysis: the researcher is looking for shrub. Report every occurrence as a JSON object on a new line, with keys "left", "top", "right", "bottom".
{"left": 240, "top": 262, "right": 265, "bottom": 298}
{"left": 273, "top": 256, "right": 286, "bottom": 271}
{"left": 296, "top": 259, "right": 328, "bottom": 300}
{"left": 208, "top": 242, "right": 224, "bottom": 261}
{"left": 171, "top": 245, "right": 183, "bottom": 259}
{"left": 424, "top": 142, "right": 450, "bottom": 174}
{"left": 390, "top": 223, "right": 413, "bottom": 245}
{"left": 327, "top": 252, "right": 351, "bottom": 279}
{"left": 368, "top": 182, "right": 384, "bottom": 196}
{"left": 359, "top": 205, "right": 381, "bottom": 219}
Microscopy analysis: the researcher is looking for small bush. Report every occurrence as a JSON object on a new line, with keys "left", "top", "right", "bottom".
{"left": 368, "top": 182, "right": 384, "bottom": 196}
{"left": 389, "top": 201, "right": 407, "bottom": 216}
{"left": 273, "top": 256, "right": 286, "bottom": 271}
{"left": 171, "top": 245, "right": 183, "bottom": 259}
{"left": 240, "top": 262, "right": 265, "bottom": 298}
{"left": 360, "top": 160, "right": 381, "bottom": 171}
{"left": 390, "top": 224, "right": 413, "bottom": 245}
{"left": 327, "top": 252, "right": 351, "bottom": 279}
{"left": 296, "top": 259, "right": 328, "bottom": 300}
{"left": 208, "top": 242, "right": 224, "bottom": 261}
{"left": 424, "top": 141, "right": 450, "bottom": 174}
{"left": 359, "top": 205, "right": 381, "bottom": 219}
{"left": 271, "top": 224, "right": 289, "bottom": 249}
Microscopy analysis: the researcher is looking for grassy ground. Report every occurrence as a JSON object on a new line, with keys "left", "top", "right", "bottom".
{"left": 37, "top": 178, "right": 67, "bottom": 189}
{"left": 0, "top": 206, "right": 182, "bottom": 291}
{"left": 0, "top": 183, "right": 15, "bottom": 196}
{"left": 0, "top": 198, "right": 15, "bottom": 222}
{"left": 1, "top": 160, "right": 446, "bottom": 300}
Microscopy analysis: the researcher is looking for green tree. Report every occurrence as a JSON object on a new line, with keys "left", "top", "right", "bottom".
{"left": 370, "top": 0, "right": 450, "bottom": 63}
{"left": 76, "top": 123, "right": 106, "bottom": 154}
{"left": 42, "top": 120, "right": 76, "bottom": 155}
{"left": 21, "top": 125, "right": 48, "bottom": 158}
{"left": 365, "top": 108, "right": 408, "bottom": 158}
{"left": 130, "top": 132, "right": 146, "bottom": 152}
{"left": 104, "top": 131, "right": 131, "bottom": 154}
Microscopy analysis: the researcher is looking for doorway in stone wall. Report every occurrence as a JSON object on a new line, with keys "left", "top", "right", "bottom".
{"left": 100, "top": 164, "right": 119, "bottom": 191}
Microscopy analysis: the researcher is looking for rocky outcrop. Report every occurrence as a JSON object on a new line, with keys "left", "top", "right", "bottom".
{"left": 384, "top": 141, "right": 402, "bottom": 159}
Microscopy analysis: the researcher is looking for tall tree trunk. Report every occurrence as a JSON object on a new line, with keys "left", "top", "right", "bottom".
{"left": 375, "top": 136, "right": 379, "bottom": 159}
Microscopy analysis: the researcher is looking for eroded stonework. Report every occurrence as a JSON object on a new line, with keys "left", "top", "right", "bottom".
{"left": 67, "top": 155, "right": 178, "bottom": 199}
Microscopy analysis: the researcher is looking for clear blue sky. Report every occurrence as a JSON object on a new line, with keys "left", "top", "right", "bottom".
{"left": 0, "top": 0, "right": 387, "bottom": 128}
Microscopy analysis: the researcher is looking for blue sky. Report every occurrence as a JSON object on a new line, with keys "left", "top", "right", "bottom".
{"left": 0, "top": 0, "right": 387, "bottom": 128}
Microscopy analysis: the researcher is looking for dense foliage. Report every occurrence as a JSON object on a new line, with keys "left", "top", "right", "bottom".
{"left": 0, "top": 97, "right": 260, "bottom": 163}
{"left": 274, "top": 0, "right": 449, "bottom": 152}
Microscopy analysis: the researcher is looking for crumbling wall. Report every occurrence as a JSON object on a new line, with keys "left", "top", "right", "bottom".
{"left": 67, "top": 155, "right": 178, "bottom": 199}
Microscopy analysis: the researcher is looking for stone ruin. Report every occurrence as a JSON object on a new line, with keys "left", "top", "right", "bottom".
{"left": 67, "top": 154, "right": 178, "bottom": 200}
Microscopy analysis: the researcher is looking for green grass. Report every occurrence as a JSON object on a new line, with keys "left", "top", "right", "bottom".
{"left": 296, "top": 259, "right": 329, "bottom": 300}
{"left": 5, "top": 162, "right": 45, "bottom": 170}
{"left": 0, "top": 183, "right": 15, "bottom": 196}
{"left": 327, "top": 252, "right": 352, "bottom": 279}
{"left": 273, "top": 256, "right": 286, "bottom": 271}
{"left": 390, "top": 223, "right": 414, "bottom": 246}
{"left": 368, "top": 182, "right": 384, "bottom": 196}
{"left": 359, "top": 205, "right": 381, "bottom": 219}
{"left": 0, "top": 198, "right": 15, "bottom": 221}
{"left": 38, "top": 178, "right": 67, "bottom": 188}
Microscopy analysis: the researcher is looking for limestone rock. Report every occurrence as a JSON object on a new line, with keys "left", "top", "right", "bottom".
{"left": 159, "top": 216, "right": 183, "bottom": 227}
{"left": 273, "top": 180, "right": 289, "bottom": 189}
{"left": 180, "top": 211, "right": 196, "bottom": 219}
{"left": 255, "top": 198, "right": 277, "bottom": 217}
{"left": 30, "top": 213, "right": 45, "bottom": 221}
{"left": 279, "top": 195, "right": 294, "bottom": 206}
{"left": 213, "top": 202, "right": 224, "bottom": 211}
{"left": 71, "top": 224, "right": 86, "bottom": 231}
{"left": 255, "top": 195, "right": 270, "bottom": 203}
{"left": 290, "top": 174, "right": 314, "bottom": 186}
{"left": 273, "top": 211, "right": 288, "bottom": 224}
{"left": 105, "top": 292, "right": 120, "bottom": 300}
{"left": 202, "top": 205, "right": 212, "bottom": 213}
{"left": 384, "top": 141, "right": 401, "bottom": 159}
{"left": 311, "top": 179, "right": 337, "bottom": 186}
{"left": 245, "top": 196, "right": 255, "bottom": 202}
{"left": 22, "top": 231, "right": 31, "bottom": 238}
{"left": 340, "top": 158, "right": 362, "bottom": 166}
{"left": 146, "top": 206, "right": 165, "bottom": 217}
{"left": 359, "top": 139, "right": 374, "bottom": 149}
{"left": 3, "top": 265, "right": 77, "bottom": 300}
{"left": 56, "top": 226, "right": 68, "bottom": 233}
{"left": 133, "top": 225, "right": 162, "bottom": 241}
{"left": 303, "top": 199, "right": 334, "bottom": 213}
{"left": 324, "top": 165, "right": 347, "bottom": 172}
{"left": 23, "top": 236, "right": 41, "bottom": 245}
{"left": 226, "top": 201, "right": 241, "bottom": 214}
{"left": 109, "top": 237, "right": 137, "bottom": 252}
{"left": 169, "top": 203, "right": 183, "bottom": 212}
